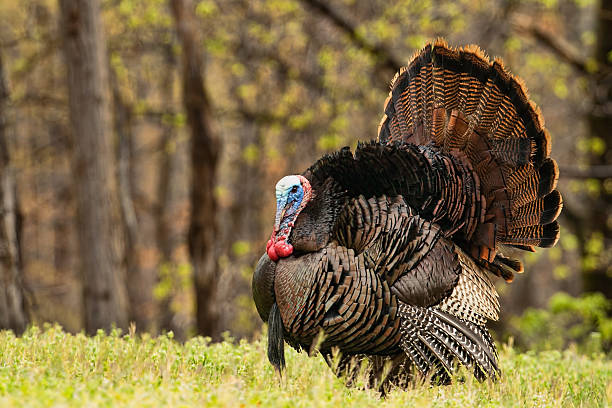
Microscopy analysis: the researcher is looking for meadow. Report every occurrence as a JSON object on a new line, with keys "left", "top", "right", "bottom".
{"left": 0, "top": 325, "right": 610, "bottom": 407}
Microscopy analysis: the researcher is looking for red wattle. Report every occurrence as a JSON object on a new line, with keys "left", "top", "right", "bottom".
{"left": 266, "top": 236, "right": 293, "bottom": 261}
{"left": 267, "top": 244, "right": 279, "bottom": 261}
{"left": 274, "top": 241, "right": 294, "bottom": 258}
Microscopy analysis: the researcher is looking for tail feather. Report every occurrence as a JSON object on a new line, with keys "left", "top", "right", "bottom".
{"left": 489, "top": 253, "right": 525, "bottom": 282}
{"left": 537, "top": 158, "right": 560, "bottom": 197}
{"left": 489, "top": 138, "right": 532, "bottom": 166}
{"left": 504, "top": 221, "right": 560, "bottom": 248}
{"left": 505, "top": 158, "right": 558, "bottom": 200}
{"left": 509, "top": 190, "right": 563, "bottom": 229}
{"left": 377, "top": 39, "right": 561, "bottom": 260}
{"left": 495, "top": 254, "right": 524, "bottom": 274}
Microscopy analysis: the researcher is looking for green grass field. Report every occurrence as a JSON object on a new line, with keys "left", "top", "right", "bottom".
{"left": 0, "top": 326, "right": 610, "bottom": 407}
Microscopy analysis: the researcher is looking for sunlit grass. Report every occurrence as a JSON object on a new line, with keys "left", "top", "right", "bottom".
{"left": 0, "top": 325, "right": 610, "bottom": 407}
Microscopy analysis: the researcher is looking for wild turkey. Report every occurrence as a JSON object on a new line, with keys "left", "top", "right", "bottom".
{"left": 252, "top": 39, "right": 562, "bottom": 387}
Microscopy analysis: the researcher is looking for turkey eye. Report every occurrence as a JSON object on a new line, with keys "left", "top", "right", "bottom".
{"left": 290, "top": 186, "right": 298, "bottom": 193}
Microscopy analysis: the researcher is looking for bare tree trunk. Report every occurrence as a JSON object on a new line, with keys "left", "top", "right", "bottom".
{"left": 579, "top": 0, "right": 612, "bottom": 296}
{"left": 170, "top": 0, "right": 221, "bottom": 339}
{"left": 59, "top": 0, "right": 128, "bottom": 333}
{"left": 111, "top": 72, "right": 157, "bottom": 333}
{"left": 155, "top": 122, "right": 178, "bottom": 335}
{"left": 0, "top": 51, "right": 28, "bottom": 334}
{"left": 155, "top": 45, "right": 183, "bottom": 336}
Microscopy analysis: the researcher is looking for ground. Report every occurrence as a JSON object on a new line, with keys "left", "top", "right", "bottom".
{"left": 0, "top": 326, "right": 610, "bottom": 407}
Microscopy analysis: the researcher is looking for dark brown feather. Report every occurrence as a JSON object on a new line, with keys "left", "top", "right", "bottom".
{"left": 377, "top": 40, "right": 562, "bottom": 260}
{"left": 254, "top": 39, "right": 562, "bottom": 388}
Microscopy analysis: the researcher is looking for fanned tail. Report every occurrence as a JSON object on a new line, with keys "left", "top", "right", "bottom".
{"left": 377, "top": 39, "right": 562, "bottom": 277}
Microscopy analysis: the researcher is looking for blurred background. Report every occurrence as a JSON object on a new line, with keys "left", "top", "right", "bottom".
{"left": 0, "top": 0, "right": 610, "bottom": 352}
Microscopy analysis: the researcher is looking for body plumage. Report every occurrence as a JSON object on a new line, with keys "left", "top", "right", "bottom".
{"left": 253, "top": 40, "right": 562, "bottom": 387}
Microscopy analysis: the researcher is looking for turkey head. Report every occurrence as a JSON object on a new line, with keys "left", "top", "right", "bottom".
{"left": 266, "top": 175, "right": 312, "bottom": 261}
{"left": 266, "top": 175, "right": 344, "bottom": 261}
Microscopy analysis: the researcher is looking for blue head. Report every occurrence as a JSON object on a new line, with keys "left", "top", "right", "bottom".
{"left": 274, "top": 175, "right": 305, "bottom": 230}
{"left": 266, "top": 175, "right": 312, "bottom": 261}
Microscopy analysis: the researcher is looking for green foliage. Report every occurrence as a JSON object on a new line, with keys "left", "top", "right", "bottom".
{"left": 153, "top": 261, "right": 193, "bottom": 320}
{"left": 195, "top": 0, "right": 218, "bottom": 18}
{"left": 583, "top": 232, "right": 608, "bottom": 272}
{"left": 0, "top": 326, "right": 610, "bottom": 407}
{"left": 231, "top": 240, "right": 252, "bottom": 257}
{"left": 511, "top": 292, "right": 612, "bottom": 354}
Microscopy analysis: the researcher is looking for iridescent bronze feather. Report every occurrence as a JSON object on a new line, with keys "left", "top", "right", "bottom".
{"left": 253, "top": 40, "right": 561, "bottom": 389}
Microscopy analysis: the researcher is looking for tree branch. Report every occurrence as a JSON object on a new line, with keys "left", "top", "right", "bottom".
{"left": 511, "top": 15, "right": 591, "bottom": 75}
{"left": 298, "top": 0, "right": 402, "bottom": 74}
{"left": 560, "top": 164, "right": 612, "bottom": 179}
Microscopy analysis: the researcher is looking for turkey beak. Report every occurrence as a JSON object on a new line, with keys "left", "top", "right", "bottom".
{"left": 274, "top": 201, "right": 293, "bottom": 232}
{"left": 274, "top": 208, "right": 286, "bottom": 233}
{"left": 274, "top": 199, "right": 291, "bottom": 233}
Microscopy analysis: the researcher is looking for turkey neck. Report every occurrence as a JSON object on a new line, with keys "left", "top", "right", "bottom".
{"left": 289, "top": 177, "right": 346, "bottom": 254}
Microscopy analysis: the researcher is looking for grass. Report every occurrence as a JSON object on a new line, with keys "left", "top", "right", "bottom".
{"left": 0, "top": 325, "right": 610, "bottom": 407}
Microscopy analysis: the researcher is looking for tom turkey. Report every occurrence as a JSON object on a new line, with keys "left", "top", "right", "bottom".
{"left": 252, "top": 40, "right": 562, "bottom": 387}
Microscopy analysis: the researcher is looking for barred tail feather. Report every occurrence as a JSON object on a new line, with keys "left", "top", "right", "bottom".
{"left": 378, "top": 39, "right": 562, "bottom": 264}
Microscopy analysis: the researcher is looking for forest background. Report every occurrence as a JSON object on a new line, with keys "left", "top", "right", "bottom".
{"left": 0, "top": 0, "right": 610, "bottom": 352}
